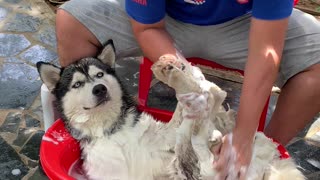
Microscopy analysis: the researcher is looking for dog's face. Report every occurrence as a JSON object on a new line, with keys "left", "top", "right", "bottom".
{"left": 37, "top": 41, "right": 125, "bottom": 126}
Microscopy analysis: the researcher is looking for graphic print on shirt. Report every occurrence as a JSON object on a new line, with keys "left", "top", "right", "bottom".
{"left": 184, "top": 0, "right": 206, "bottom": 5}
{"left": 132, "top": 0, "right": 147, "bottom": 6}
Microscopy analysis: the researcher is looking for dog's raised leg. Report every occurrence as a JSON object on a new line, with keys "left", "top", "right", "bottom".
{"left": 152, "top": 55, "right": 213, "bottom": 179}
{"left": 151, "top": 54, "right": 204, "bottom": 131}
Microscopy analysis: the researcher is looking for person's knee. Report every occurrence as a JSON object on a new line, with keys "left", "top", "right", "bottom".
{"left": 56, "top": 9, "right": 100, "bottom": 47}
{"left": 55, "top": 9, "right": 101, "bottom": 66}
{"left": 306, "top": 64, "right": 320, "bottom": 96}
{"left": 291, "top": 64, "right": 320, "bottom": 99}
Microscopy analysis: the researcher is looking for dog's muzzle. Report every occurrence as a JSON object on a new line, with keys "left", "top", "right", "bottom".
{"left": 93, "top": 84, "right": 107, "bottom": 98}
{"left": 83, "top": 84, "right": 110, "bottom": 110}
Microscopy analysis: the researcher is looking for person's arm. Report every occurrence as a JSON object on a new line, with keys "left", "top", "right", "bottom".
{"left": 213, "top": 17, "right": 289, "bottom": 179}
{"left": 236, "top": 17, "right": 289, "bottom": 138}
{"left": 130, "top": 18, "right": 177, "bottom": 62}
{"left": 125, "top": 0, "right": 179, "bottom": 62}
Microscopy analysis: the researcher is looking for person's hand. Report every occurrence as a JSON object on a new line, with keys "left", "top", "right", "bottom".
{"left": 212, "top": 130, "right": 255, "bottom": 180}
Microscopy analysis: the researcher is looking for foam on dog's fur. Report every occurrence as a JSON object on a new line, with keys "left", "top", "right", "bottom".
{"left": 266, "top": 159, "right": 306, "bottom": 180}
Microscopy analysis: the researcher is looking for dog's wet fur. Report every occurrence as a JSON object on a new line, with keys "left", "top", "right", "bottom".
{"left": 37, "top": 40, "right": 305, "bottom": 180}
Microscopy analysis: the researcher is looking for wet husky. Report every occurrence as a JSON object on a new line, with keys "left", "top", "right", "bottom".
{"left": 37, "top": 40, "right": 304, "bottom": 180}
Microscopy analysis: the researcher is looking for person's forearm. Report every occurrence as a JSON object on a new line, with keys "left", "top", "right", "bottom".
{"left": 235, "top": 17, "right": 289, "bottom": 136}
{"left": 130, "top": 19, "right": 177, "bottom": 62}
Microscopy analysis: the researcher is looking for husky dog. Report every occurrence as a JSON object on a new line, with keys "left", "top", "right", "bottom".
{"left": 37, "top": 40, "right": 304, "bottom": 180}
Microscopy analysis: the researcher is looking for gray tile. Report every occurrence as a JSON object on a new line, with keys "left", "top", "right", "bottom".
{"left": 3, "top": 13, "right": 41, "bottom": 32}
{"left": 20, "top": 131, "right": 44, "bottom": 160}
{"left": 3, "top": 57, "right": 23, "bottom": 63}
{"left": 115, "top": 57, "right": 140, "bottom": 95}
{"left": 16, "top": 1, "right": 33, "bottom": 12}
{"left": 19, "top": 45, "right": 57, "bottom": 65}
{"left": 0, "top": 136, "right": 28, "bottom": 180}
{"left": 28, "top": 167, "right": 48, "bottom": 180}
{"left": 32, "top": 26, "right": 57, "bottom": 48}
{"left": 0, "top": 5, "right": 8, "bottom": 22}
{"left": 0, "top": 112, "right": 21, "bottom": 133}
{"left": 13, "top": 128, "right": 33, "bottom": 147}
{"left": 0, "top": 63, "right": 41, "bottom": 109}
{"left": 306, "top": 172, "right": 320, "bottom": 180}
{"left": 27, "top": 159, "right": 38, "bottom": 168}
{"left": 147, "top": 82, "right": 177, "bottom": 112}
{"left": 0, "top": 34, "right": 31, "bottom": 57}
{"left": 4, "top": 0, "right": 22, "bottom": 4}
{"left": 286, "top": 139, "right": 320, "bottom": 175}
{"left": 25, "top": 114, "right": 40, "bottom": 128}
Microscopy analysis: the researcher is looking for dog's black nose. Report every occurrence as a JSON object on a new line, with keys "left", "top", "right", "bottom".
{"left": 92, "top": 84, "right": 107, "bottom": 97}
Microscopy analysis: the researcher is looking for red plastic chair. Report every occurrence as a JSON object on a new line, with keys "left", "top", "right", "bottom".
{"left": 137, "top": 57, "right": 270, "bottom": 131}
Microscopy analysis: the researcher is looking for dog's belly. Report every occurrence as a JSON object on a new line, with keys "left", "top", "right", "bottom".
{"left": 82, "top": 131, "right": 174, "bottom": 180}
{"left": 83, "top": 138, "right": 129, "bottom": 180}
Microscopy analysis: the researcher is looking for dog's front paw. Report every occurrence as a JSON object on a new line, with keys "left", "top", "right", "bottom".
{"left": 158, "top": 54, "right": 186, "bottom": 70}
{"left": 152, "top": 54, "right": 186, "bottom": 85}
{"left": 152, "top": 54, "right": 201, "bottom": 95}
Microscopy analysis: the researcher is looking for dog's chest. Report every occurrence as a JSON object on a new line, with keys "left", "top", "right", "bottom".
{"left": 82, "top": 125, "right": 174, "bottom": 180}
{"left": 83, "top": 137, "right": 129, "bottom": 180}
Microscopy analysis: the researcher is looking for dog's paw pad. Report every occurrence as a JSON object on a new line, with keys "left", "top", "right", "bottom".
{"left": 156, "top": 54, "right": 186, "bottom": 70}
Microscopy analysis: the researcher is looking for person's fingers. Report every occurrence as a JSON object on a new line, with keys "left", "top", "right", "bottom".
{"left": 238, "top": 166, "right": 248, "bottom": 180}
{"left": 213, "top": 137, "right": 228, "bottom": 170}
{"left": 235, "top": 149, "right": 249, "bottom": 180}
{"left": 216, "top": 162, "right": 229, "bottom": 180}
{"left": 234, "top": 162, "right": 242, "bottom": 180}
{"left": 226, "top": 149, "right": 239, "bottom": 180}
{"left": 214, "top": 146, "right": 232, "bottom": 179}
{"left": 210, "top": 142, "right": 222, "bottom": 161}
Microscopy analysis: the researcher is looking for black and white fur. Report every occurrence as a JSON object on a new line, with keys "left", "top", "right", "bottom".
{"left": 37, "top": 40, "right": 305, "bottom": 180}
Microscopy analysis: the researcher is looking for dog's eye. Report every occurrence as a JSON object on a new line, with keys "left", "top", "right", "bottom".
{"left": 72, "top": 81, "right": 83, "bottom": 88}
{"left": 96, "top": 72, "right": 104, "bottom": 78}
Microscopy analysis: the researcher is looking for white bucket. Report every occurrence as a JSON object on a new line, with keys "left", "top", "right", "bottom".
{"left": 41, "top": 84, "right": 58, "bottom": 131}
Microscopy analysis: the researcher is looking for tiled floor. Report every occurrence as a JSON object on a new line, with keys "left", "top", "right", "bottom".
{"left": 0, "top": 0, "right": 319, "bottom": 179}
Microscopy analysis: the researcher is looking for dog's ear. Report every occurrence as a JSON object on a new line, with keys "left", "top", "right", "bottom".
{"left": 36, "top": 62, "right": 61, "bottom": 92}
{"left": 98, "top": 39, "right": 116, "bottom": 67}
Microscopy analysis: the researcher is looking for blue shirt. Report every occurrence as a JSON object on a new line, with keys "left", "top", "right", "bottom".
{"left": 125, "top": 0, "right": 294, "bottom": 25}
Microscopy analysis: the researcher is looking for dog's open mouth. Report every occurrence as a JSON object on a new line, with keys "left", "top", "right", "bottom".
{"left": 83, "top": 97, "right": 110, "bottom": 110}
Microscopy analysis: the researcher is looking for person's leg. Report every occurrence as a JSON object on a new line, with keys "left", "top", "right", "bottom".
{"left": 264, "top": 63, "right": 320, "bottom": 145}
{"left": 197, "top": 9, "right": 320, "bottom": 145}
{"left": 56, "top": 0, "right": 140, "bottom": 67}
{"left": 263, "top": 10, "right": 320, "bottom": 145}
{"left": 56, "top": 9, "right": 101, "bottom": 67}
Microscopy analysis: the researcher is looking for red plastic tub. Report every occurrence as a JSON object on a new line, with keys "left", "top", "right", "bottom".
{"left": 40, "top": 119, "right": 82, "bottom": 180}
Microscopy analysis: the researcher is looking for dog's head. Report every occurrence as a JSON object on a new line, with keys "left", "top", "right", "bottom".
{"left": 37, "top": 40, "right": 135, "bottom": 136}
